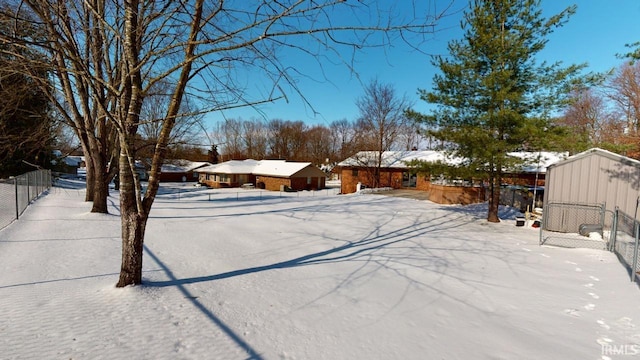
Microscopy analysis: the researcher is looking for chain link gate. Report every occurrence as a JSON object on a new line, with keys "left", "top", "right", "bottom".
{"left": 539, "top": 202, "right": 609, "bottom": 250}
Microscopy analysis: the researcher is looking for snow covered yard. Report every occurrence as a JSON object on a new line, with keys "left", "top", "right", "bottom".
{"left": 0, "top": 180, "right": 639, "bottom": 360}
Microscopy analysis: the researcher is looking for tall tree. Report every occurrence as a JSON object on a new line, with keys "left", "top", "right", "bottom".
{"left": 414, "top": 0, "right": 583, "bottom": 222}
{"left": 558, "top": 88, "right": 608, "bottom": 151}
{"left": 355, "top": 79, "right": 411, "bottom": 188}
{"left": 5, "top": 0, "right": 445, "bottom": 287}
{"left": 0, "top": 5, "right": 53, "bottom": 177}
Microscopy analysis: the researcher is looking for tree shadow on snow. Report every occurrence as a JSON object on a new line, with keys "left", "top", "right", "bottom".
{"left": 145, "top": 207, "right": 521, "bottom": 313}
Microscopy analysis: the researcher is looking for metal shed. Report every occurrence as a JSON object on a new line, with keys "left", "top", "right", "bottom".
{"left": 544, "top": 148, "right": 640, "bottom": 217}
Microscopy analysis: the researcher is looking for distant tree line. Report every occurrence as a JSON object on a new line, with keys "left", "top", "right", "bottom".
{"left": 209, "top": 117, "right": 423, "bottom": 166}
{"left": 208, "top": 80, "right": 425, "bottom": 166}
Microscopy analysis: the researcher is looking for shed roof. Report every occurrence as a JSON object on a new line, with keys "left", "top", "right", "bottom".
{"left": 548, "top": 147, "right": 640, "bottom": 170}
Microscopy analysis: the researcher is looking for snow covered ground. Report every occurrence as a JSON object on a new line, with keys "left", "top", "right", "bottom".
{"left": 0, "top": 179, "right": 639, "bottom": 360}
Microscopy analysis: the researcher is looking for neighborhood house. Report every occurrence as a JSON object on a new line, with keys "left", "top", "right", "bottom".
{"left": 337, "top": 150, "right": 567, "bottom": 205}
{"left": 158, "top": 160, "right": 211, "bottom": 182}
{"left": 197, "top": 159, "right": 327, "bottom": 191}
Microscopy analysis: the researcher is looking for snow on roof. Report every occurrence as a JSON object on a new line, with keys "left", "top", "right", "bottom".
{"left": 337, "top": 150, "right": 459, "bottom": 168}
{"left": 198, "top": 159, "right": 320, "bottom": 178}
{"left": 198, "top": 159, "right": 259, "bottom": 174}
{"left": 252, "top": 160, "right": 312, "bottom": 177}
{"left": 548, "top": 147, "right": 640, "bottom": 170}
{"left": 160, "top": 160, "right": 212, "bottom": 173}
{"left": 507, "top": 151, "right": 569, "bottom": 173}
{"left": 338, "top": 150, "right": 567, "bottom": 173}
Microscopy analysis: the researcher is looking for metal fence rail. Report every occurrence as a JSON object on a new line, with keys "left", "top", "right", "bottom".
{"left": 0, "top": 170, "right": 52, "bottom": 230}
{"left": 539, "top": 202, "right": 609, "bottom": 250}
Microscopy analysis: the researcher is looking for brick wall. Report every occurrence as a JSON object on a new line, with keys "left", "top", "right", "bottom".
{"left": 257, "top": 176, "right": 291, "bottom": 191}
{"left": 340, "top": 167, "right": 420, "bottom": 193}
{"left": 428, "top": 184, "right": 485, "bottom": 205}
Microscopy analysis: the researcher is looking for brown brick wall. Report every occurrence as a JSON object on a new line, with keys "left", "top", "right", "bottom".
{"left": 340, "top": 167, "right": 419, "bottom": 193}
{"left": 416, "top": 175, "right": 431, "bottom": 191}
{"left": 257, "top": 176, "right": 291, "bottom": 191}
{"left": 502, "top": 173, "right": 546, "bottom": 187}
{"left": 428, "top": 184, "right": 485, "bottom": 205}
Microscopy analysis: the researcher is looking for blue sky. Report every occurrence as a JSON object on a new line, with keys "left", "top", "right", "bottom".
{"left": 202, "top": 1, "right": 640, "bottom": 129}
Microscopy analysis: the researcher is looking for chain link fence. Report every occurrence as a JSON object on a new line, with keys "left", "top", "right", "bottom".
{"left": 609, "top": 208, "right": 640, "bottom": 282}
{"left": 540, "top": 202, "right": 640, "bottom": 283}
{"left": 539, "top": 202, "right": 609, "bottom": 250}
{"left": 0, "top": 170, "right": 52, "bottom": 230}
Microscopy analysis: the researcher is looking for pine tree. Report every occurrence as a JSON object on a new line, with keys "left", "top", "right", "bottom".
{"left": 416, "top": 0, "right": 584, "bottom": 222}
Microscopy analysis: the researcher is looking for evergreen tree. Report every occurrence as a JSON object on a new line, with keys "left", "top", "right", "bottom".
{"left": 414, "top": 0, "right": 584, "bottom": 222}
{"left": 0, "top": 7, "right": 52, "bottom": 178}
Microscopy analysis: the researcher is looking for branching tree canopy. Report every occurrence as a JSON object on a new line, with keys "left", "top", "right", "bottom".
{"left": 411, "top": 0, "right": 585, "bottom": 222}
{"left": 1, "top": 0, "right": 449, "bottom": 287}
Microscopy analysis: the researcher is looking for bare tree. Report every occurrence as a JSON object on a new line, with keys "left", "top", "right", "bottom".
{"left": 355, "top": 79, "right": 412, "bottom": 187}
{"left": 329, "top": 118, "right": 360, "bottom": 162}
{"left": 5, "top": 0, "right": 447, "bottom": 287}
{"left": 216, "top": 118, "right": 245, "bottom": 160}
{"left": 559, "top": 88, "right": 610, "bottom": 148}
{"left": 242, "top": 119, "right": 268, "bottom": 160}
{"left": 305, "top": 125, "right": 332, "bottom": 165}
{"left": 138, "top": 81, "right": 204, "bottom": 160}
{"left": 606, "top": 62, "right": 640, "bottom": 136}
{"left": 267, "top": 119, "right": 308, "bottom": 160}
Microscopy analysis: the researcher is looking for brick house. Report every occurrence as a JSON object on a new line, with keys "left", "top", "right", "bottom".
{"left": 158, "top": 160, "right": 212, "bottom": 182}
{"left": 197, "top": 159, "right": 327, "bottom": 191}
{"left": 337, "top": 150, "right": 566, "bottom": 205}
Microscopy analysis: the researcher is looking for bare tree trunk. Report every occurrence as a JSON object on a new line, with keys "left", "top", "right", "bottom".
{"left": 116, "top": 152, "right": 147, "bottom": 287}
{"left": 90, "top": 154, "right": 109, "bottom": 213}
{"left": 84, "top": 147, "right": 96, "bottom": 202}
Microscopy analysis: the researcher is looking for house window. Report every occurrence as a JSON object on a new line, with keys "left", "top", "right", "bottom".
{"left": 307, "top": 177, "right": 312, "bottom": 184}
{"left": 402, "top": 172, "right": 417, "bottom": 188}
{"left": 352, "top": 169, "right": 359, "bottom": 177}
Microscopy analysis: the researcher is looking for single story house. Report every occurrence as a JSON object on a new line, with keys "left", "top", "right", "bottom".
{"left": 198, "top": 159, "right": 327, "bottom": 191}
{"left": 337, "top": 150, "right": 567, "bottom": 205}
{"left": 544, "top": 148, "right": 640, "bottom": 218}
{"left": 158, "top": 160, "right": 212, "bottom": 182}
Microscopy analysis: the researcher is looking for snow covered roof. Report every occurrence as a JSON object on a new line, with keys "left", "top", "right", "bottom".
{"left": 161, "top": 160, "right": 212, "bottom": 173}
{"left": 338, "top": 150, "right": 567, "bottom": 173}
{"left": 507, "top": 151, "right": 570, "bottom": 173}
{"left": 548, "top": 147, "right": 640, "bottom": 170}
{"left": 252, "top": 160, "right": 314, "bottom": 177}
{"left": 337, "top": 150, "right": 460, "bottom": 168}
{"left": 198, "top": 159, "right": 259, "bottom": 174}
{"left": 198, "top": 159, "right": 325, "bottom": 178}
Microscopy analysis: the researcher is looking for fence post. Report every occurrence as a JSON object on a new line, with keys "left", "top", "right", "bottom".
{"left": 26, "top": 171, "right": 30, "bottom": 202}
{"left": 610, "top": 208, "right": 618, "bottom": 252}
{"left": 632, "top": 221, "right": 639, "bottom": 283}
{"left": 14, "top": 176, "right": 19, "bottom": 220}
{"left": 538, "top": 204, "right": 545, "bottom": 245}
